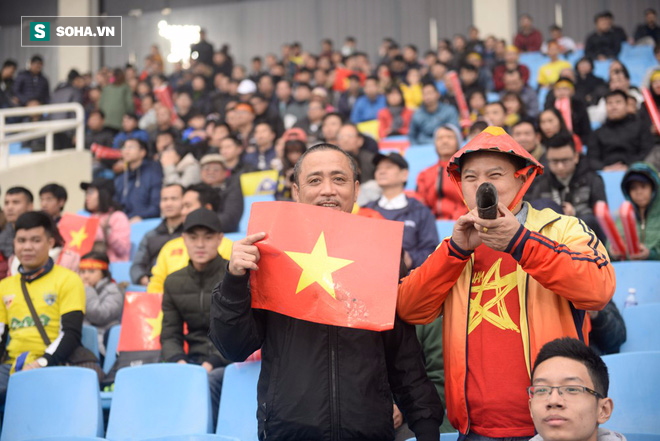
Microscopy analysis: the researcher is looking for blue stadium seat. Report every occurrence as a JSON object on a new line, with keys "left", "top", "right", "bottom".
{"left": 436, "top": 220, "right": 455, "bottom": 240}
{"left": 82, "top": 324, "right": 100, "bottom": 359}
{"left": 518, "top": 51, "right": 549, "bottom": 89}
{"left": 622, "top": 434, "right": 660, "bottom": 441}
{"left": 404, "top": 144, "right": 436, "bottom": 191}
{"left": 216, "top": 362, "right": 261, "bottom": 441}
{"left": 109, "top": 261, "right": 132, "bottom": 284}
{"left": 224, "top": 232, "right": 246, "bottom": 243}
{"left": 144, "top": 436, "right": 239, "bottom": 441}
{"left": 106, "top": 364, "right": 213, "bottom": 440}
{"left": 593, "top": 59, "right": 612, "bottom": 83}
{"left": 611, "top": 261, "right": 660, "bottom": 310}
{"left": 602, "top": 352, "right": 660, "bottom": 434}
{"left": 104, "top": 324, "right": 121, "bottom": 374}
{"left": 620, "top": 304, "right": 660, "bottom": 352}
{"left": 127, "top": 284, "right": 147, "bottom": 292}
{"left": 1, "top": 367, "right": 104, "bottom": 440}
{"left": 406, "top": 433, "right": 458, "bottom": 441}
{"left": 566, "top": 48, "right": 585, "bottom": 66}
{"left": 486, "top": 92, "right": 500, "bottom": 103}
{"left": 597, "top": 170, "right": 626, "bottom": 218}
{"left": 537, "top": 87, "right": 549, "bottom": 112}
{"left": 130, "top": 218, "right": 162, "bottom": 259}
{"left": 77, "top": 209, "right": 91, "bottom": 217}
{"left": 239, "top": 194, "right": 275, "bottom": 233}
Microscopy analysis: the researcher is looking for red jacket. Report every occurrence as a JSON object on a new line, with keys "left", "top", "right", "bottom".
{"left": 416, "top": 161, "right": 467, "bottom": 220}
{"left": 377, "top": 107, "right": 413, "bottom": 140}
{"left": 493, "top": 64, "right": 530, "bottom": 91}
{"left": 513, "top": 29, "right": 543, "bottom": 52}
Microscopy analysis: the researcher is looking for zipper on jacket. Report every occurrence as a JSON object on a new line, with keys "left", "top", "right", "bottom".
{"left": 462, "top": 263, "right": 474, "bottom": 436}
{"left": 329, "top": 326, "right": 340, "bottom": 441}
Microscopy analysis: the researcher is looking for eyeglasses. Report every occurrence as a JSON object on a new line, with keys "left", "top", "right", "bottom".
{"left": 527, "top": 385, "right": 604, "bottom": 400}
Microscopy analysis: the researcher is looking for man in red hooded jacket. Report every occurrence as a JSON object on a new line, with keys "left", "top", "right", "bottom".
{"left": 398, "top": 126, "right": 615, "bottom": 440}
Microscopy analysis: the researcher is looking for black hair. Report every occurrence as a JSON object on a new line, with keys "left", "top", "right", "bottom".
{"left": 250, "top": 92, "right": 267, "bottom": 102}
{"left": 251, "top": 56, "right": 262, "bottom": 63}
{"left": 545, "top": 131, "right": 576, "bottom": 150}
{"left": 123, "top": 137, "right": 148, "bottom": 152}
{"left": 123, "top": 113, "right": 138, "bottom": 122}
{"left": 162, "top": 182, "right": 185, "bottom": 194}
{"left": 220, "top": 134, "right": 242, "bottom": 147}
{"left": 282, "top": 140, "right": 308, "bottom": 170}
{"left": 604, "top": 89, "right": 629, "bottom": 102}
{"left": 422, "top": 82, "right": 438, "bottom": 92}
{"left": 39, "top": 183, "right": 68, "bottom": 205}
{"left": 322, "top": 112, "right": 344, "bottom": 125}
{"left": 512, "top": 119, "right": 538, "bottom": 133}
{"left": 7, "top": 186, "right": 34, "bottom": 203}
{"left": 469, "top": 120, "right": 488, "bottom": 134}
{"left": 87, "top": 184, "right": 118, "bottom": 214}
{"left": 460, "top": 63, "right": 478, "bottom": 73}
{"left": 293, "top": 143, "right": 359, "bottom": 186}
{"left": 185, "top": 184, "right": 221, "bottom": 212}
{"left": 30, "top": 55, "right": 43, "bottom": 64}
{"left": 610, "top": 60, "right": 630, "bottom": 79}
{"left": 2, "top": 59, "right": 17, "bottom": 69}
{"left": 486, "top": 101, "right": 507, "bottom": 114}
{"left": 405, "top": 44, "right": 418, "bottom": 53}
{"left": 295, "top": 82, "right": 311, "bottom": 90}
{"left": 80, "top": 250, "right": 111, "bottom": 279}
{"left": 15, "top": 211, "right": 55, "bottom": 237}
{"left": 539, "top": 107, "right": 571, "bottom": 143}
{"left": 67, "top": 69, "right": 81, "bottom": 83}
{"left": 502, "top": 91, "right": 527, "bottom": 116}
{"left": 365, "top": 75, "right": 379, "bottom": 83}
{"left": 549, "top": 24, "right": 562, "bottom": 32}
{"left": 532, "top": 337, "right": 609, "bottom": 397}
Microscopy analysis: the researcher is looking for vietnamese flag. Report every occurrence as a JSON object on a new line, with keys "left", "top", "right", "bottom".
{"left": 332, "top": 68, "right": 366, "bottom": 92}
{"left": 58, "top": 213, "right": 100, "bottom": 257}
{"left": 118, "top": 292, "right": 163, "bottom": 352}
{"left": 247, "top": 201, "right": 404, "bottom": 331}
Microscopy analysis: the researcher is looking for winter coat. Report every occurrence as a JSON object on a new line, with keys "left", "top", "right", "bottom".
{"left": 416, "top": 161, "right": 467, "bottom": 220}
{"left": 409, "top": 104, "right": 460, "bottom": 145}
{"left": 83, "top": 277, "right": 123, "bottom": 355}
{"left": 99, "top": 83, "right": 134, "bottom": 130}
{"left": 130, "top": 220, "right": 183, "bottom": 284}
{"left": 91, "top": 211, "right": 131, "bottom": 262}
{"left": 13, "top": 70, "right": 50, "bottom": 105}
{"left": 162, "top": 153, "right": 201, "bottom": 188}
{"left": 114, "top": 159, "right": 163, "bottom": 219}
{"left": 588, "top": 115, "right": 655, "bottom": 171}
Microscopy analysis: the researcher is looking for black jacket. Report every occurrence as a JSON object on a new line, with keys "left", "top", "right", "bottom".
{"left": 130, "top": 220, "right": 183, "bottom": 283}
{"left": 214, "top": 179, "right": 244, "bottom": 233}
{"left": 589, "top": 300, "right": 627, "bottom": 355}
{"left": 161, "top": 256, "right": 230, "bottom": 368}
{"left": 584, "top": 30, "right": 624, "bottom": 60}
{"left": 588, "top": 114, "right": 655, "bottom": 170}
{"left": 527, "top": 157, "right": 606, "bottom": 218}
{"left": 209, "top": 271, "right": 443, "bottom": 441}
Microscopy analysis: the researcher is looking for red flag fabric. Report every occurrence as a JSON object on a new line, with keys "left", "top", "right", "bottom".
{"left": 620, "top": 201, "right": 641, "bottom": 256}
{"left": 332, "top": 68, "right": 366, "bottom": 92}
{"left": 247, "top": 201, "right": 404, "bottom": 331}
{"left": 58, "top": 214, "right": 100, "bottom": 257}
{"left": 117, "top": 292, "right": 163, "bottom": 352}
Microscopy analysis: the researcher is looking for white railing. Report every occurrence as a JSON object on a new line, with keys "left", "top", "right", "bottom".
{"left": 0, "top": 102, "right": 85, "bottom": 168}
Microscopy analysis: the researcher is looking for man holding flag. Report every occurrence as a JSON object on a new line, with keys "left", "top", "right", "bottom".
{"left": 210, "top": 143, "right": 443, "bottom": 441}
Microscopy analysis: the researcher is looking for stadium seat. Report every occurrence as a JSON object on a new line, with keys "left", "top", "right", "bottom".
{"left": 127, "top": 284, "right": 147, "bottom": 292}
{"left": 537, "top": 87, "right": 549, "bottom": 112}
{"left": 518, "top": 51, "right": 549, "bottom": 89}
{"left": 106, "top": 364, "right": 213, "bottom": 440}
{"left": 104, "top": 324, "right": 121, "bottom": 374}
{"left": 1, "top": 367, "right": 104, "bottom": 440}
{"left": 224, "top": 232, "right": 246, "bottom": 243}
{"left": 436, "top": 220, "right": 455, "bottom": 240}
{"left": 109, "top": 261, "right": 132, "bottom": 285}
{"left": 566, "top": 48, "right": 585, "bottom": 66}
{"left": 593, "top": 59, "right": 612, "bottom": 83}
{"left": 622, "top": 434, "right": 660, "bottom": 441}
{"left": 597, "top": 170, "right": 626, "bottom": 218}
{"left": 130, "top": 218, "right": 162, "bottom": 259}
{"left": 239, "top": 194, "right": 275, "bottom": 233}
{"left": 486, "top": 92, "right": 500, "bottom": 103}
{"left": 403, "top": 144, "right": 436, "bottom": 191}
{"left": 216, "top": 362, "right": 261, "bottom": 441}
{"left": 602, "top": 352, "right": 660, "bottom": 434}
{"left": 77, "top": 209, "right": 91, "bottom": 217}
{"left": 406, "top": 433, "right": 458, "bottom": 441}
{"left": 620, "top": 304, "right": 660, "bottom": 352}
{"left": 144, "top": 436, "right": 239, "bottom": 441}
{"left": 82, "top": 324, "right": 100, "bottom": 359}
{"left": 611, "top": 261, "right": 660, "bottom": 310}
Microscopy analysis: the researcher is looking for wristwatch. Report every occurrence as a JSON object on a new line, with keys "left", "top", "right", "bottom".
{"left": 36, "top": 357, "right": 48, "bottom": 368}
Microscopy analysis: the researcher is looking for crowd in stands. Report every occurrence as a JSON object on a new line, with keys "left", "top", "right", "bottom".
{"left": 0, "top": 6, "right": 659, "bottom": 440}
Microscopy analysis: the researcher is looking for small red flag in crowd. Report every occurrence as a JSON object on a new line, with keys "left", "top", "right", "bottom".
{"left": 247, "top": 201, "right": 404, "bottom": 331}
{"left": 117, "top": 292, "right": 164, "bottom": 352}
{"left": 58, "top": 213, "right": 100, "bottom": 257}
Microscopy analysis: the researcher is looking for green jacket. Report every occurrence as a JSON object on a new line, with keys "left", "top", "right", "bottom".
{"left": 161, "top": 255, "right": 230, "bottom": 368}
{"left": 99, "top": 83, "right": 134, "bottom": 130}
{"left": 617, "top": 162, "right": 660, "bottom": 260}
{"left": 416, "top": 317, "right": 456, "bottom": 433}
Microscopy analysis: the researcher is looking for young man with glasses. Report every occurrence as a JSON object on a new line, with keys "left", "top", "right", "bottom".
{"left": 528, "top": 337, "right": 618, "bottom": 441}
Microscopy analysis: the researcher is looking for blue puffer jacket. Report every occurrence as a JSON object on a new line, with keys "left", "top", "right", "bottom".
{"left": 114, "top": 159, "right": 163, "bottom": 219}
{"left": 408, "top": 103, "right": 459, "bottom": 145}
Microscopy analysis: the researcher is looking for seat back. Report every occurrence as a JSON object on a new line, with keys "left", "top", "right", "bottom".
{"left": 109, "top": 261, "right": 132, "bottom": 285}
{"left": 436, "top": 220, "right": 456, "bottom": 240}
{"left": 602, "top": 352, "right": 660, "bottom": 434}
{"left": 597, "top": 170, "right": 626, "bottom": 218}
{"left": 239, "top": 195, "right": 275, "bottom": 233}
{"left": 82, "top": 324, "right": 100, "bottom": 359}
{"left": 611, "top": 261, "right": 660, "bottom": 310}
{"left": 1, "top": 367, "right": 104, "bottom": 441}
{"left": 404, "top": 145, "right": 436, "bottom": 191}
{"left": 106, "top": 364, "right": 212, "bottom": 440}
{"left": 620, "top": 304, "right": 660, "bottom": 352}
{"left": 129, "top": 218, "right": 162, "bottom": 259}
{"left": 216, "top": 362, "right": 260, "bottom": 441}
{"left": 104, "top": 324, "right": 121, "bottom": 374}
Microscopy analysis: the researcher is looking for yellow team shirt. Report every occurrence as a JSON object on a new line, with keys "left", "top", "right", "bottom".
{"left": 401, "top": 83, "right": 423, "bottom": 109}
{"left": 537, "top": 60, "right": 572, "bottom": 87}
{"left": 0, "top": 265, "right": 85, "bottom": 370}
{"left": 147, "top": 236, "right": 233, "bottom": 293}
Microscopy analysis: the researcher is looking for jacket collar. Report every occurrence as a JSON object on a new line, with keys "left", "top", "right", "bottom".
{"left": 524, "top": 204, "right": 562, "bottom": 233}
{"left": 186, "top": 254, "right": 225, "bottom": 277}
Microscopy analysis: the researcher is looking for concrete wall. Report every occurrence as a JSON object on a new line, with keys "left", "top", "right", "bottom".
{"left": 0, "top": 150, "right": 92, "bottom": 213}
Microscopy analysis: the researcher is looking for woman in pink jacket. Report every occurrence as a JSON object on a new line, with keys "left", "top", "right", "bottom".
{"left": 80, "top": 178, "right": 131, "bottom": 262}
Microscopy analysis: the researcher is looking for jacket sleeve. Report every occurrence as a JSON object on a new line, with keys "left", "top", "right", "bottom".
{"left": 408, "top": 113, "right": 420, "bottom": 145}
{"left": 209, "top": 270, "right": 266, "bottom": 362}
{"left": 505, "top": 217, "right": 615, "bottom": 310}
{"left": 137, "top": 167, "right": 163, "bottom": 219}
{"left": 409, "top": 207, "right": 440, "bottom": 268}
{"left": 382, "top": 315, "right": 443, "bottom": 441}
{"left": 108, "top": 211, "right": 132, "bottom": 260}
{"left": 44, "top": 310, "right": 84, "bottom": 366}
{"left": 636, "top": 120, "right": 655, "bottom": 162}
{"left": 12, "top": 73, "right": 28, "bottom": 105}
{"left": 130, "top": 234, "right": 152, "bottom": 283}
{"left": 589, "top": 300, "right": 627, "bottom": 355}
{"left": 377, "top": 109, "right": 390, "bottom": 139}
{"left": 124, "top": 84, "right": 135, "bottom": 114}
{"left": 587, "top": 131, "right": 605, "bottom": 171}
{"left": 218, "top": 181, "right": 244, "bottom": 233}
{"left": 146, "top": 247, "right": 167, "bottom": 293}
{"left": 160, "top": 280, "right": 187, "bottom": 362}
{"left": 84, "top": 283, "right": 123, "bottom": 327}
{"left": 397, "top": 238, "right": 472, "bottom": 324}
{"left": 415, "top": 318, "right": 445, "bottom": 407}
{"left": 590, "top": 172, "right": 608, "bottom": 205}
{"left": 349, "top": 98, "right": 362, "bottom": 124}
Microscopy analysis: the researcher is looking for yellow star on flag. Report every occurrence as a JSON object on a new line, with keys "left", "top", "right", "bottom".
{"left": 145, "top": 310, "right": 163, "bottom": 341}
{"left": 69, "top": 226, "right": 88, "bottom": 250}
{"left": 284, "top": 232, "right": 354, "bottom": 299}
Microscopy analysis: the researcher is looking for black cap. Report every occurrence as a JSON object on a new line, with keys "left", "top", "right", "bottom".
{"left": 373, "top": 152, "right": 409, "bottom": 169}
{"left": 80, "top": 178, "right": 115, "bottom": 197}
{"left": 183, "top": 208, "right": 222, "bottom": 233}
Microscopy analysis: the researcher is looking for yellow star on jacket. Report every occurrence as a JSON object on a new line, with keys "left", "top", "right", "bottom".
{"left": 468, "top": 258, "right": 519, "bottom": 335}
{"left": 69, "top": 226, "right": 88, "bottom": 250}
{"left": 284, "top": 232, "right": 354, "bottom": 299}
{"left": 145, "top": 310, "right": 163, "bottom": 341}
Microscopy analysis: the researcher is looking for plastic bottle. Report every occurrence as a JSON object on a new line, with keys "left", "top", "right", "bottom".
{"left": 624, "top": 288, "right": 638, "bottom": 308}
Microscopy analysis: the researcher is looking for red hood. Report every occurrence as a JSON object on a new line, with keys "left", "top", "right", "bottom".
{"left": 447, "top": 126, "right": 544, "bottom": 211}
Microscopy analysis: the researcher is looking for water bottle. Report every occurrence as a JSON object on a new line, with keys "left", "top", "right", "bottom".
{"left": 624, "top": 288, "right": 638, "bottom": 308}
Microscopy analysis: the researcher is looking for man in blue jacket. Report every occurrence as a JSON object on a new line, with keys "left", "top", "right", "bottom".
{"left": 364, "top": 152, "right": 439, "bottom": 270}
{"left": 114, "top": 138, "right": 163, "bottom": 222}
{"left": 350, "top": 76, "right": 386, "bottom": 123}
{"left": 408, "top": 83, "right": 459, "bottom": 145}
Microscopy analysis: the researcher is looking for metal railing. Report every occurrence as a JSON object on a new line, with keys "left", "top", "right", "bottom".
{"left": 0, "top": 102, "right": 85, "bottom": 168}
